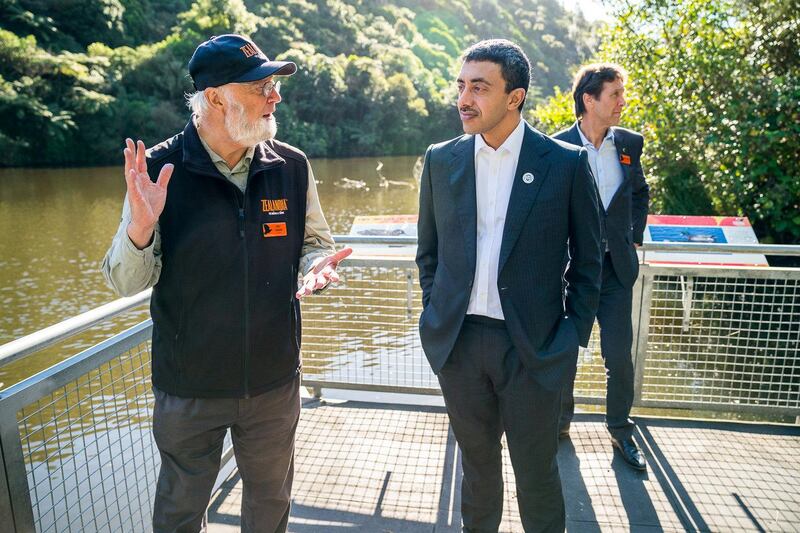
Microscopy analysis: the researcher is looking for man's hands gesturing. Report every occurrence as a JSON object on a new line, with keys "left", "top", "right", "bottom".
{"left": 296, "top": 247, "right": 353, "bottom": 299}
{"left": 124, "top": 138, "right": 174, "bottom": 249}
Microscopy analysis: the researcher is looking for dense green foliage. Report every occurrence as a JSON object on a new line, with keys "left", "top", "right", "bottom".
{"left": 531, "top": 0, "right": 799, "bottom": 244}
{"left": 0, "top": 0, "right": 591, "bottom": 166}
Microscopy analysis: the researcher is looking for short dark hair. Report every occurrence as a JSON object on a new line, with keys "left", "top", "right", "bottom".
{"left": 571, "top": 63, "right": 627, "bottom": 118}
{"left": 461, "top": 39, "right": 531, "bottom": 111}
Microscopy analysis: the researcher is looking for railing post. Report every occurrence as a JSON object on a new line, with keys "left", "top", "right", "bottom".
{"left": 632, "top": 267, "right": 654, "bottom": 407}
{"left": 406, "top": 269, "right": 414, "bottom": 318}
{"left": 0, "top": 434, "right": 14, "bottom": 530}
{"left": 680, "top": 275, "right": 694, "bottom": 332}
{"left": 0, "top": 406, "right": 35, "bottom": 532}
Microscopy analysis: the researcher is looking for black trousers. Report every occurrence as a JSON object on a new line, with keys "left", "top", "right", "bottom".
{"left": 438, "top": 315, "right": 565, "bottom": 533}
{"left": 560, "top": 253, "right": 635, "bottom": 440}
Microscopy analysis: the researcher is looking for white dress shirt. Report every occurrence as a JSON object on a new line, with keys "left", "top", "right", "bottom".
{"left": 466, "top": 119, "right": 526, "bottom": 320}
{"left": 577, "top": 124, "right": 624, "bottom": 211}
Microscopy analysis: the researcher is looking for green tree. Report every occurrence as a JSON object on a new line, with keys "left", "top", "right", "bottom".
{"left": 1, "top": 0, "right": 592, "bottom": 165}
{"left": 0, "top": 30, "right": 113, "bottom": 165}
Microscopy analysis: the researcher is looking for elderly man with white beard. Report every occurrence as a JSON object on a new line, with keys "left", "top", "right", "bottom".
{"left": 101, "top": 34, "right": 350, "bottom": 533}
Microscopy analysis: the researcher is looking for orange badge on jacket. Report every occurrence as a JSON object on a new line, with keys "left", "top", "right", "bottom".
{"left": 262, "top": 222, "right": 287, "bottom": 238}
{"left": 619, "top": 154, "right": 631, "bottom": 165}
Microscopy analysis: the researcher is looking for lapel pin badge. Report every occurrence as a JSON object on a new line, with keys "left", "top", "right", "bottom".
{"left": 522, "top": 172, "right": 535, "bottom": 184}
{"left": 619, "top": 154, "right": 631, "bottom": 166}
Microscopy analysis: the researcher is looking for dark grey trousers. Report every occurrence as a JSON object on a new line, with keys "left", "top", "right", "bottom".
{"left": 438, "top": 315, "right": 565, "bottom": 533}
{"left": 152, "top": 376, "right": 300, "bottom": 533}
{"left": 560, "top": 253, "right": 636, "bottom": 440}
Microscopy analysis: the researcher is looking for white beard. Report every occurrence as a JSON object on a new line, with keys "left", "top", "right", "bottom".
{"left": 223, "top": 96, "right": 277, "bottom": 147}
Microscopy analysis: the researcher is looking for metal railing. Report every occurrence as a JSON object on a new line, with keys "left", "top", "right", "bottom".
{"left": 0, "top": 240, "right": 798, "bottom": 531}
{"left": 0, "top": 321, "right": 158, "bottom": 532}
{"left": 633, "top": 265, "right": 800, "bottom": 414}
{"left": 0, "top": 310, "right": 236, "bottom": 532}
{"left": 301, "top": 243, "right": 800, "bottom": 417}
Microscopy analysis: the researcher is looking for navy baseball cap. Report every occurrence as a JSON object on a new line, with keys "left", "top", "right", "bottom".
{"left": 188, "top": 34, "right": 297, "bottom": 90}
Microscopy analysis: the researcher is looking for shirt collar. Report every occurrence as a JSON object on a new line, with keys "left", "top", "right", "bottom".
{"left": 474, "top": 118, "right": 526, "bottom": 158}
{"left": 577, "top": 122, "right": 615, "bottom": 149}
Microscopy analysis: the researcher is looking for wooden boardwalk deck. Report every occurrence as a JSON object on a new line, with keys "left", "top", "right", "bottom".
{"left": 208, "top": 399, "right": 800, "bottom": 532}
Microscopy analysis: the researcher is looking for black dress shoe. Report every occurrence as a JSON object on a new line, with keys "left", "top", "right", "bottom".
{"left": 611, "top": 436, "right": 646, "bottom": 470}
{"left": 559, "top": 423, "right": 570, "bottom": 439}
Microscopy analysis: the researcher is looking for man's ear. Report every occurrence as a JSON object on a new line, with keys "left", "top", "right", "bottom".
{"left": 206, "top": 87, "right": 225, "bottom": 110}
{"left": 582, "top": 92, "right": 594, "bottom": 113}
{"left": 508, "top": 88, "right": 526, "bottom": 110}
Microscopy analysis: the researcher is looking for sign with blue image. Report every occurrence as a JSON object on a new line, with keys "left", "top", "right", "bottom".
{"left": 648, "top": 226, "right": 728, "bottom": 244}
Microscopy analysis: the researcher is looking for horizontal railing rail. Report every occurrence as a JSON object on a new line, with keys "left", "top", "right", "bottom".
{"left": 327, "top": 235, "right": 418, "bottom": 245}
{"left": 0, "top": 290, "right": 152, "bottom": 370}
{"left": 638, "top": 242, "right": 800, "bottom": 255}
{"left": 331, "top": 235, "right": 800, "bottom": 257}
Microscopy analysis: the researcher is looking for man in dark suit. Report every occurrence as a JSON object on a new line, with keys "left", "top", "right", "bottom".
{"left": 554, "top": 63, "right": 650, "bottom": 471}
{"left": 416, "top": 39, "right": 602, "bottom": 532}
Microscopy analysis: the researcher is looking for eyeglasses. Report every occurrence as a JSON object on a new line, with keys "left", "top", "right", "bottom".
{"left": 245, "top": 79, "right": 281, "bottom": 97}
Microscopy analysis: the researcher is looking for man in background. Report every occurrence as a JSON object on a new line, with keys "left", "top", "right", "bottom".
{"left": 102, "top": 34, "right": 349, "bottom": 532}
{"left": 416, "top": 39, "right": 602, "bottom": 531}
{"left": 554, "top": 63, "right": 650, "bottom": 471}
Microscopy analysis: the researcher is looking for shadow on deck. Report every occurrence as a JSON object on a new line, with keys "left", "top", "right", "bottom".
{"left": 208, "top": 399, "right": 800, "bottom": 532}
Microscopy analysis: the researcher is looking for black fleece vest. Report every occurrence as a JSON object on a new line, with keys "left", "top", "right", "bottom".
{"left": 147, "top": 122, "right": 307, "bottom": 398}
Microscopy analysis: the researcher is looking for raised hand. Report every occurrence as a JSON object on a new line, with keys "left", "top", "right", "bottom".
{"left": 124, "top": 138, "right": 174, "bottom": 249}
{"left": 296, "top": 247, "right": 353, "bottom": 299}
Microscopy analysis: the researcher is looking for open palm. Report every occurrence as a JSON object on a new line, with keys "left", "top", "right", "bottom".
{"left": 124, "top": 138, "right": 173, "bottom": 246}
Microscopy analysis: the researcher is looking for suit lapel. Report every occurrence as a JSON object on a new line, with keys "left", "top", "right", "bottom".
{"left": 449, "top": 135, "right": 477, "bottom": 269}
{"left": 498, "top": 124, "right": 551, "bottom": 274}
{"left": 609, "top": 127, "right": 632, "bottom": 208}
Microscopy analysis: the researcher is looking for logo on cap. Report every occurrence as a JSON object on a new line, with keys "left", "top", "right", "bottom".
{"left": 240, "top": 43, "right": 260, "bottom": 58}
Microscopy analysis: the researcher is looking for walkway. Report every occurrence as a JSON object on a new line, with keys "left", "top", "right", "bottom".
{"left": 208, "top": 399, "right": 800, "bottom": 532}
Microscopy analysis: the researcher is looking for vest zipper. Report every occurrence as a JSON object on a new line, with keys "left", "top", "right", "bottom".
{"left": 236, "top": 198, "right": 251, "bottom": 399}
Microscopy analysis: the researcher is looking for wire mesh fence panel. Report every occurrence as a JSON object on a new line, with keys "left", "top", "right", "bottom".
{"left": 15, "top": 341, "right": 159, "bottom": 533}
{"left": 302, "top": 263, "right": 800, "bottom": 416}
{"left": 301, "top": 264, "right": 612, "bottom": 401}
{"left": 643, "top": 273, "right": 800, "bottom": 411}
{"left": 572, "top": 324, "right": 608, "bottom": 403}
{"left": 301, "top": 265, "right": 436, "bottom": 391}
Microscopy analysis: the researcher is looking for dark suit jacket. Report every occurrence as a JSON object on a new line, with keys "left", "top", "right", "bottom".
{"left": 416, "top": 122, "right": 603, "bottom": 391}
{"left": 554, "top": 122, "right": 650, "bottom": 288}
